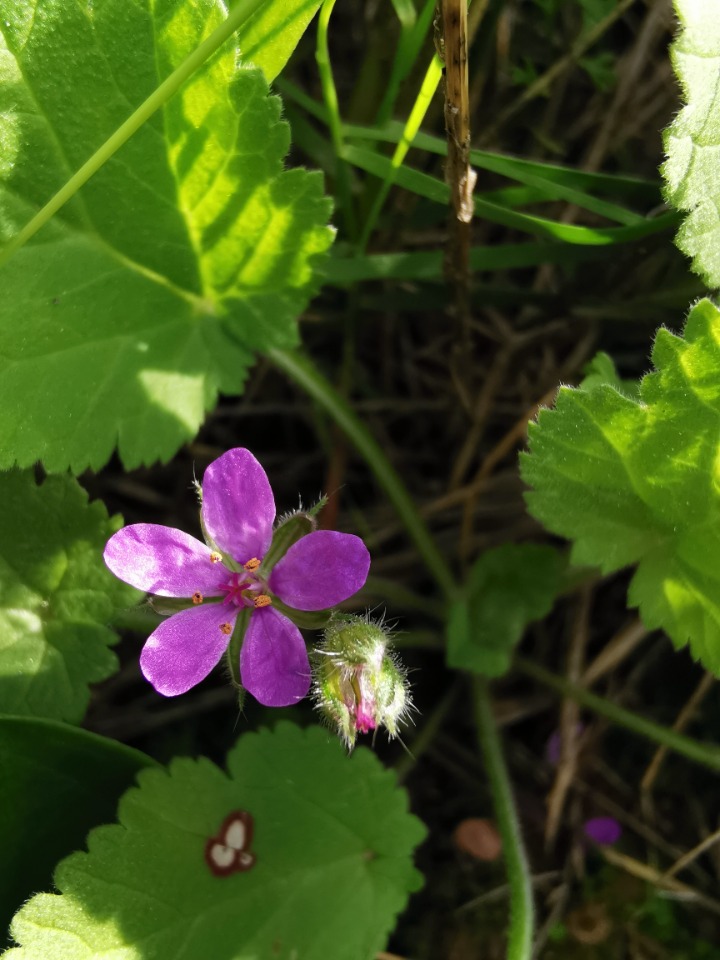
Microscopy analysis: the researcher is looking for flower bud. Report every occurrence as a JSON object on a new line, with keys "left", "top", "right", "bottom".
{"left": 312, "top": 615, "right": 411, "bottom": 749}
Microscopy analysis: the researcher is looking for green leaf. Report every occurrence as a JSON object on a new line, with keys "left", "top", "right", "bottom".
{"left": 0, "top": 471, "right": 138, "bottom": 722}
{"left": 6, "top": 723, "right": 426, "bottom": 960}
{"left": 0, "top": 1, "right": 333, "bottom": 472}
{"left": 233, "top": 0, "right": 323, "bottom": 83}
{"left": 579, "top": 351, "right": 640, "bottom": 399}
{"left": 447, "top": 545, "right": 565, "bottom": 677}
{"left": 0, "top": 716, "right": 156, "bottom": 945}
{"left": 663, "top": 0, "right": 720, "bottom": 286}
{"left": 521, "top": 298, "right": 720, "bottom": 672}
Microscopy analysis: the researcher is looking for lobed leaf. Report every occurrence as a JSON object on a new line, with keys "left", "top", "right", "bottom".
{"left": 233, "top": 0, "right": 323, "bottom": 83}
{"left": 0, "top": 0, "right": 332, "bottom": 472}
{"left": 663, "top": 0, "right": 720, "bottom": 287}
{"left": 447, "top": 544, "right": 565, "bottom": 678}
{"left": 6, "top": 722, "right": 426, "bottom": 960}
{"left": 0, "top": 717, "right": 155, "bottom": 945}
{"left": 0, "top": 471, "right": 138, "bottom": 723}
{"left": 522, "top": 298, "right": 720, "bottom": 672}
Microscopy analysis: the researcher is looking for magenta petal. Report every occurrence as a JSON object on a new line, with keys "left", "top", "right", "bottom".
{"left": 104, "top": 524, "right": 228, "bottom": 597}
{"left": 269, "top": 531, "right": 370, "bottom": 611}
{"left": 240, "top": 607, "right": 310, "bottom": 707}
{"left": 140, "top": 603, "right": 236, "bottom": 696}
{"left": 201, "top": 448, "right": 276, "bottom": 564}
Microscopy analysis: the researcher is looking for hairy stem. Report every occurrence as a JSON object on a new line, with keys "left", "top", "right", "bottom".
{"left": 517, "top": 656, "right": 720, "bottom": 772}
{"left": 269, "top": 348, "right": 456, "bottom": 601}
{"left": 474, "top": 677, "right": 534, "bottom": 960}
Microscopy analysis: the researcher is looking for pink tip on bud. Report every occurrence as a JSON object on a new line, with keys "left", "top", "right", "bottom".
{"left": 312, "top": 615, "right": 411, "bottom": 749}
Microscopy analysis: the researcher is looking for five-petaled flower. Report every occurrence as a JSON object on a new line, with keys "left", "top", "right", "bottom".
{"left": 104, "top": 448, "right": 370, "bottom": 707}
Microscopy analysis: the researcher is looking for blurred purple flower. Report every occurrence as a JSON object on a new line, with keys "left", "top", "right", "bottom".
{"left": 104, "top": 448, "right": 370, "bottom": 707}
{"left": 545, "top": 723, "right": 584, "bottom": 765}
{"left": 583, "top": 817, "right": 622, "bottom": 846}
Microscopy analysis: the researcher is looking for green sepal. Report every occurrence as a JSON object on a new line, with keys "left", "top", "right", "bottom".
{"left": 147, "top": 597, "right": 194, "bottom": 616}
{"left": 261, "top": 500, "right": 327, "bottom": 574}
{"left": 225, "top": 607, "right": 253, "bottom": 689}
{"left": 306, "top": 494, "right": 329, "bottom": 518}
{"left": 197, "top": 509, "right": 243, "bottom": 574}
{"left": 272, "top": 598, "right": 333, "bottom": 630}
{"left": 148, "top": 596, "right": 225, "bottom": 616}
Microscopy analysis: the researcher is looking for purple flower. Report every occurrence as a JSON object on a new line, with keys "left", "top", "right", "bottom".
{"left": 545, "top": 723, "right": 584, "bottom": 765}
{"left": 104, "top": 448, "right": 370, "bottom": 707}
{"left": 583, "top": 817, "right": 622, "bottom": 846}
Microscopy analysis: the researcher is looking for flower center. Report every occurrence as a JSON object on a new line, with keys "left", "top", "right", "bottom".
{"left": 218, "top": 561, "right": 271, "bottom": 609}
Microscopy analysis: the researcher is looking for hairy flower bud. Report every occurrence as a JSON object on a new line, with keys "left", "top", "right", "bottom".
{"left": 312, "top": 616, "right": 411, "bottom": 749}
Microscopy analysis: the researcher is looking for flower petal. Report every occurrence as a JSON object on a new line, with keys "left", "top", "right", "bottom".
{"left": 201, "top": 448, "right": 276, "bottom": 563}
{"left": 240, "top": 606, "right": 310, "bottom": 707}
{"left": 140, "top": 603, "right": 236, "bottom": 696}
{"left": 104, "top": 524, "right": 228, "bottom": 597}
{"left": 269, "top": 531, "right": 370, "bottom": 611}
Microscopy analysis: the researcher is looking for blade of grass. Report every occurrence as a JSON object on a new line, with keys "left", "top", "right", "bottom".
{"left": 320, "top": 241, "right": 610, "bottom": 284}
{"left": 346, "top": 121, "right": 661, "bottom": 203}
{"left": 345, "top": 144, "right": 678, "bottom": 245}
{"left": 358, "top": 53, "right": 445, "bottom": 251}
{"left": 316, "top": 0, "right": 357, "bottom": 239}
{"left": 376, "top": 0, "right": 437, "bottom": 126}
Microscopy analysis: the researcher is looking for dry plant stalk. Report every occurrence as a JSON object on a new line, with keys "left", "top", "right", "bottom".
{"left": 437, "top": 0, "right": 476, "bottom": 358}
{"left": 440, "top": 0, "right": 476, "bottom": 226}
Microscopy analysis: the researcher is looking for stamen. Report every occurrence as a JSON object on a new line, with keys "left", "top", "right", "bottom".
{"left": 220, "top": 622, "right": 233, "bottom": 635}
{"left": 210, "top": 552, "right": 222, "bottom": 564}
{"left": 244, "top": 557, "right": 260, "bottom": 571}
{"left": 192, "top": 591, "right": 204, "bottom": 605}
{"left": 253, "top": 595, "right": 272, "bottom": 608}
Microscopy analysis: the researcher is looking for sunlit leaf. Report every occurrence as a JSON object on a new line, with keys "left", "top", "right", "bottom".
{"left": 0, "top": 717, "right": 155, "bottom": 944}
{"left": 6, "top": 723, "right": 426, "bottom": 960}
{"left": 234, "top": 0, "right": 323, "bottom": 82}
{"left": 663, "top": 0, "right": 720, "bottom": 286}
{"left": 0, "top": 471, "right": 137, "bottom": 722}
{"left": 0, "top": 0, "right": 332, "bottom": 471}
{"left": 522, "top": 298, "right": 720, "bottom": 672}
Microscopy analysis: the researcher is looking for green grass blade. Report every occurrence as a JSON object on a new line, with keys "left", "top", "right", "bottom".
{"left": 345, "top": 144, "right": 678, "bottom": 245}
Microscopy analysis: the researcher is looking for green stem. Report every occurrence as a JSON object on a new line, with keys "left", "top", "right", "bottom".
{"left": 0, "top": 0, "right": 265, "bottom": 265}
{"left": 516, "top": 657, "right": 720, "bottom": 773}
{"left": 474, "top": 678, "right": 534, "bottom": 960}
{"left": 269, "top": 347, "right": 456, "bottom": 601}
{"left": 316, "top": 0, "right": 357, "bottom": 240}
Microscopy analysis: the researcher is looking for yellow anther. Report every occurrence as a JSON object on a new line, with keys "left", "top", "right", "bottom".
{"left": 253, "top": 594, "right": 272, "bottom": 608}
{"left": 220, "top": 622, "right": 233, "bottom": 635}
{"left": 244, "top": 557, "right": 261, "bottom": 571}
{"left": 209, "top": 552, "right": 222, "bottom": 564}
{"left": 192, "top": 591, "right": 204, "bottom": 605}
